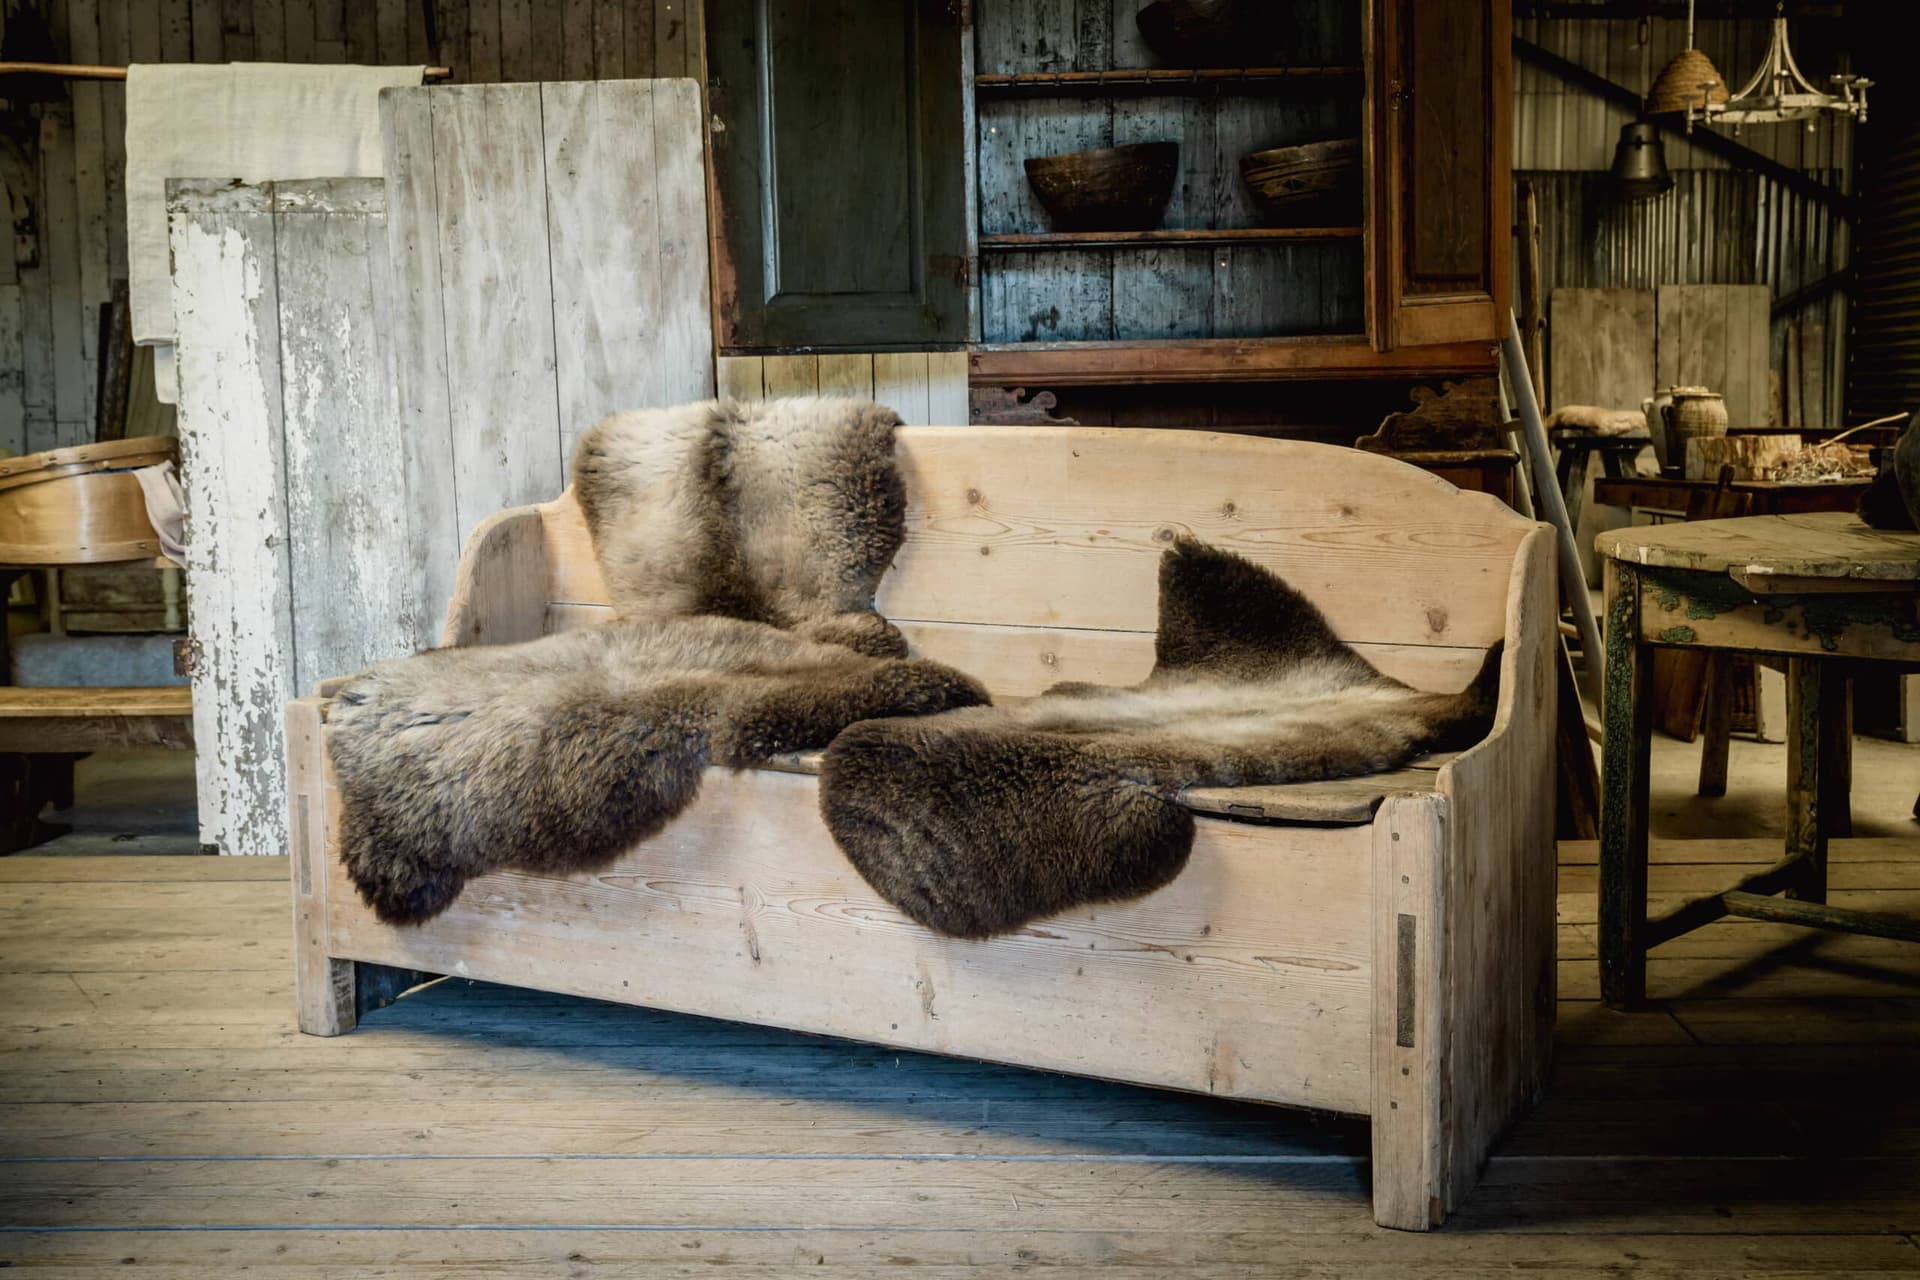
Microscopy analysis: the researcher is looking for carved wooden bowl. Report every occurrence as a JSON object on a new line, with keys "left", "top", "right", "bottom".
{"left": 1024, "top": 142, "right": 1180, "bottom": 232}
{"left": 1241, "top": 137, "right": 1362, "bottom": 224}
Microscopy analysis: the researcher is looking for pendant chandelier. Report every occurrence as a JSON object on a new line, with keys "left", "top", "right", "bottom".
{"left": 1647, "top": 1, "right": 1869, "bottom": 134}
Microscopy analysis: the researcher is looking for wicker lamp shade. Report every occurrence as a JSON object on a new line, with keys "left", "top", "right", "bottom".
{"left": 1646, "top": 47, "right": 1730, "bottom": 118}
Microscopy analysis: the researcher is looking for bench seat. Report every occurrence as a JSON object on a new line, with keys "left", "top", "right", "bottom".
{"left": 287, "top": 427, "right": 1557, "bottom": 1231}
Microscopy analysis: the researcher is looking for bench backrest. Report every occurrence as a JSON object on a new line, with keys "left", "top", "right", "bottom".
{"left": 532, "top": 427, "right": 1539, "bottom": 695}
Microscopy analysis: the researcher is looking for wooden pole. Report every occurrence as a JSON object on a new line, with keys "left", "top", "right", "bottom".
{"left": 1517, "top": 179, "right": 1546, "bottom": 409}
{"left": 1503, "top": 316, "right": 1605, "bottom": 685}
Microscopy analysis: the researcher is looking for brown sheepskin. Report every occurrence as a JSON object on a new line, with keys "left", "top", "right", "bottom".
{"left": 819, "top": 539, "right": 1502, "bottom": 939}
{"left": 327, "top": 398, "right": 987, "bottom": 924}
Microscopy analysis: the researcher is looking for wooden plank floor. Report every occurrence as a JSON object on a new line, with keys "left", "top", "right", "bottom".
{"left": 2, "top": 846, "right": 1919, "bottom": 1276}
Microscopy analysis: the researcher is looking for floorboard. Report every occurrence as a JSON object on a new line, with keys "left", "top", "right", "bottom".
{"left": 2, "top": 845, "right": 1919, "bottom": 1271}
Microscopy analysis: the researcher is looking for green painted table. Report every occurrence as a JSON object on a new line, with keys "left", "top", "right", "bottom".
{"left": 1595, "top": 513, "right": 1920, "bottom": 1009}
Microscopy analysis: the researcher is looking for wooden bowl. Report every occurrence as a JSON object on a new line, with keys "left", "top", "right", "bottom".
{"left": 1024, "top": 142, "right": 1179, "bottom": 232}
{"left": 0, "top": 437, "right": 178, "bottom": 566}
{"left": 1241, "top": 138, "right": 1361, "bottom": 224}
{"left": 1135, "top": 0, "right": 1285, "bottom": 68}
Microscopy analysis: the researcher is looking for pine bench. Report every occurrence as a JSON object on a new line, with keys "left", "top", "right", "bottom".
{"left": 285, "top": 427, "right": 1557, "bottom": 1230}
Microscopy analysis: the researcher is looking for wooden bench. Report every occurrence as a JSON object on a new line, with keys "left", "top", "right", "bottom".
{"left": 0, "top": 685, "right": 194, "bottom": 851}
{"left": 0, "top": 685, "right": 194, "bottom": 754}
{"left": 285, "top": 427, "right": 1557, "bottom": 1231}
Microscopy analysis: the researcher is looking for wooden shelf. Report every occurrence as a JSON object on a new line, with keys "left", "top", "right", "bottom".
{"left": 967, "top": 337, "right": 1501, "bottom": 387}
{"left": 981, "top": 227, "right": 1361, "bottom": 251}
{"left": 976, "top": 66, "right": 1363, "bottom": 97}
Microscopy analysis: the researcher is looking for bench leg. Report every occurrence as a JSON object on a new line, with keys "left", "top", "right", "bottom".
{"left": 287, "top": 696, "right": 355, "bottom": 1035}
{"left": 1372, "top": 795, "right": 1448, "bottom": 1230}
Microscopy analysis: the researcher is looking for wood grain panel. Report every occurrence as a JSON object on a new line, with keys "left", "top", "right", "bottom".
{"left": 379, "top": 86, "right": 462, "bottom": 646}
{"left": 326, "top": 766, "right": 1376, "bottom": 1115}
{"left": 876, "top": 428, "right": 1533, "bottom": 646}
{"left": 429, "top": 84, "right": 566, "bottom": 517}
{"left": 536, "top": 429, "right": 1533, "bottom": 649}
{"left": 271, "top": 180, "right": 423, "bottom": 690}
{"left": 542, "top": 79, "right": 714, "bottom": 460}
{"left": 1549, "top": 288, "right": 1655, "bottom": 413}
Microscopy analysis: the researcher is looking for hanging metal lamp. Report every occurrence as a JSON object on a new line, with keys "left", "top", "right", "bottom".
{"left": 1610, "top": 121, "right": 1673, "bottom": 200}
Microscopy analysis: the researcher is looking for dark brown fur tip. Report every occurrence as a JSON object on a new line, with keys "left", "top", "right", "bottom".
{"left": 820, "top": 721, "right": 1194, "bottom": 939}
{"left": 1154, "top": 537, "right": 1377, "bottom": 681}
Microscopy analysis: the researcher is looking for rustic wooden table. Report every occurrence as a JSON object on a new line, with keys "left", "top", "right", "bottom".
{"left": 1595, "top": 513, "right": 1920, "bottom": 1008}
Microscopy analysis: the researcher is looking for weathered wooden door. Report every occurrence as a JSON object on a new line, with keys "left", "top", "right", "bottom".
{"left": 706, "top": 0, "right": 968, "bottom": 352}
{"left": 1370, "top": 0, "right": 1510, "bottom": 350}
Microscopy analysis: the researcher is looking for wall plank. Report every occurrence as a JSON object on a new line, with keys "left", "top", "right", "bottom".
{"left": 380, "top": 86, "right": 462, "bottom": 656}
{"left": 816, "top": 353, "right": 874, "bottom": 399}
{"left": 271, "top": 179, "right": 423, "bottom": 689}
{"left": 543, "top": 79, "right": 715, "bottom": 460}
{"left": 428, "top": 82, "right": 566, "bottom": 572}
{"left": 169, "top": 180, "right": 293, "bottom": 858}
{"left": 1549, "top": 287, "right": 1656, "bottom": 412}
{"left": 20, "top": 5, "right": 694, "bottom": 483}
{"left": 873, "top": 351, "right": 930, "bottom": 424}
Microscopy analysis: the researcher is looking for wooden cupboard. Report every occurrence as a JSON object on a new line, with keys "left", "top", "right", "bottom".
{"left": 705, "top": 0, "right": 1511, "bottom": 388}
{"left": 705, "top": 0, "right": 971, "bottom": 350}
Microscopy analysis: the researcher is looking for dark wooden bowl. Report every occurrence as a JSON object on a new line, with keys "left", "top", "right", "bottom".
{"left": 1241, "top": 138, "right": 1362, "bottom": 224}
{"left": 1024, "top": 142, "right": 1180, "bottom": 232}
{"left": 1135, "top": 0, "right": 1286, "bottom": 69}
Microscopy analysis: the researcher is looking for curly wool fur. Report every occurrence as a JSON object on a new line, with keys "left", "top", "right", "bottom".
{"left": 573, "top": 397, "right": 908, "bottom": 650}
{"left": 820, "top": 540, "right": 1502, "bottom": 939}
{"left": 330, "top": 397, "right": 986, "bottom": 924}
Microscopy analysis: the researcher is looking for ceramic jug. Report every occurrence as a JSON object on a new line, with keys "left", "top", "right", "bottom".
{"left": 1661, "top": 387, "right": 1728, "bottom": 450}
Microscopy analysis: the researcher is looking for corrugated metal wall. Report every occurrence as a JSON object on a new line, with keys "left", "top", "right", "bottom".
{"left": 1847, "top": 102, "right": 1920, "bottom": 422}
{"left": 1515, "top": 10, "right": 1853, "bottom": 428}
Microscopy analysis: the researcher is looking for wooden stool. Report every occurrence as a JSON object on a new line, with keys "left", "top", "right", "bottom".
{"left": 1551, "top": 429, "right": 1649, "bottom": 547}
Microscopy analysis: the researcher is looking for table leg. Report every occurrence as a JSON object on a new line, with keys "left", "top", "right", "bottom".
{"left": 1785, "top": 659, "right": 1846, "bottom": 904}
{"left": 1697, "top": 656, "right": 1734, "bottom": 797}
{"left": 1600, "top": 562, "right": 1654, "bottom": 1009}
{"left": 1561, "top": 450, "right": 1589, "bottom": 554}
{"left": 1824, "top": 675, "right": 1853, "bottom": 840}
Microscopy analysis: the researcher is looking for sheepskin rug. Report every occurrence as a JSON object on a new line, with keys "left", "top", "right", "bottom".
{"left": 328, "top": 398, "right": 986, "bottom": 924}
{"left": 819, "top": 539, "right": 1502, "bottom": 939}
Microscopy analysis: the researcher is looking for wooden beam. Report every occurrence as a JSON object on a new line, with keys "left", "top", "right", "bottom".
{"left": 1512, "top": 37, "right": 1856, "bottom": 220}
{"left": 1515, "top": 2, "right": 1844, "bottom": 18}
{"left": 1772, "top": 268, "right": 1854, "bottom": 317}
{"left": 967, "top": 337, "right": 1498, "bottom": 386}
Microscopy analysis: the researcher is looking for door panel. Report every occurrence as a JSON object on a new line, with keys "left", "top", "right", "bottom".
{"left": 707, "top": 0, "right": 968, "bottom": 351}
{"left": 1371, "top": 0, "right": 1509, "bottom": 349}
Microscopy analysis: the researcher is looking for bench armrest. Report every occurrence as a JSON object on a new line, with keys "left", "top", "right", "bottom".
{"left": 442, "top": 505, "right": 550, "bottom": 648}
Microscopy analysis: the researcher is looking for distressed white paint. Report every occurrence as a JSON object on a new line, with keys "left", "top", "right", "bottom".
{"left": 169, "top": 186, "right": 293, "bottom": 857}
{"left": 273, "top": 179, "right": 423, "bottom": 690}
{"left": 171, "top": 178, "right": 420, "bottom": 856}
